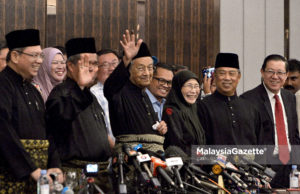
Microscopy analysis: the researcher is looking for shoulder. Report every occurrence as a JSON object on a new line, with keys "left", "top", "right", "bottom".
{"left": 241, "top": 84, "right": 262, "bottom": 98}
{"left": 281, "top": 88, "right": 295, "bottom": 98}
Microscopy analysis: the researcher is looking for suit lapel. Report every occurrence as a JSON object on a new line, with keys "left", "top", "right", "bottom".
{"left": 259, "top": 84, "right": 274, "bottom": 123}
{"left": 281, "top": 89, "right": 292, "bottom": 137}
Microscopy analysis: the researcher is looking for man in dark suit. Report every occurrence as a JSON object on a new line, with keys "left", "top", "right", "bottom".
{"left": 241, "top": 54, "right": 300, "bottom": 188}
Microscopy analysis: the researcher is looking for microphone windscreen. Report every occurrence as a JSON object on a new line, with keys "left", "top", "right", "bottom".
{"left": 164, "top": 146, "right": 189, "bottom": 162}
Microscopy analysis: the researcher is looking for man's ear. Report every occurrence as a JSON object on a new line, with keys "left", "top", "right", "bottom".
{"left": 67, "top": 61, "right": 74, "bottom": 73}
{"left": 10, "top": 51, "right": 19, "bottom": 64}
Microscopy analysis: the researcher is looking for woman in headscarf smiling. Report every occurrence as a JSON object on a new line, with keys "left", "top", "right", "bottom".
{"left": 32, "top": 47, "right": 66, "bottom": 102}
{"left": 163, "top": 70, "right": 205, "bottom": 153}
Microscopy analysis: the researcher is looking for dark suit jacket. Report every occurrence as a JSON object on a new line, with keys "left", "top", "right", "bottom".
{"left": 241, "top": 83, "right": 300, "bottom": 145}
{"left": 241, "top": 83, "right": 300, "bottom": 188}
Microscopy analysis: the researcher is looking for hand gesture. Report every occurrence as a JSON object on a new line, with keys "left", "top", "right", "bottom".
{"left": 30, "top": 168, "right": 41, "bottom": 181}
{"left": 76, "top": 54, "right": 97, "bottom": 89}
{"left": 156, "top": 120, "right": 168, "bottom": 135}
{"left": 120, "top": 29, "right": 143, "bottom": 66}
{"left": 203, "top": 74, "right": 212, "bottom": 95}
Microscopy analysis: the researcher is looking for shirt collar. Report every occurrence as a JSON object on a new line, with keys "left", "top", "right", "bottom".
{"left": 213, "top": 90, "right": 238, "bottom": 102}
{"left": 145, "top": 88, "right": 166, "bottom": 105}
{"left": 263, "top": 82, "right": 282, "bottom": 99}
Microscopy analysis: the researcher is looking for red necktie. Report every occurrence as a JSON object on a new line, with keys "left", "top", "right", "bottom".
{"left": 274, "top": 94, "right": 290, "bottom": 164}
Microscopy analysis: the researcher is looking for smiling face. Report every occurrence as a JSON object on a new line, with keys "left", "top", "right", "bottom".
{"left": 97, "top": 52, "right": 119, "bottom": 84}
{"left": 181, "top": 79, "right": 200, "bottom": 104}
{"left": 214, "top": 67, "right": 241, "bottom": 96}
{"left": 10, "top": 45, "right": 43, "bottom": 80}
{"left": 261, "top": 60, "right": 287, "bottom": 94}
{"left": 148, "top": 67, "right": 173, "bottom": 101}
{"left": 129, "top": 56, "right": 154, "bottom": 88}
{"left": 50, "top": 54, "right": 66, "bottom": 82}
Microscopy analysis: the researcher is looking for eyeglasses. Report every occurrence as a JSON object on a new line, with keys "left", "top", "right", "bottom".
{"left": 89, "top": 61, "right": 99, "bottom": 67}
{"left": 182, "top": 84, "right": 200, "bottom": 90}
{"left": 264, "top": 69, "right": 286, "bottom": 78}
{"left": 216, "top": 70, "right": 239, "bottom": 78}
{"left": 136, "top": 65, "right": 154, "bottom": 72}
{"left": 52, "top": 60, "right": 66, "bottom": 65}
{"left": 99, "top": 61, "right": 119, "bottom": 69}
{"left": 153, "top": 77, "right": 172, "bottom": 87}
{"left": 17, "top": 51, "right": 45, "bottom": 60}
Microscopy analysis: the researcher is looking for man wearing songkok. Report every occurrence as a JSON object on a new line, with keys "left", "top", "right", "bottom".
{"left": 0, "top": 29, "right": 61, "bottom": 193}
{"left": 104, "top": 30, "right": 168, "bottom": 152}
{"left": 45, "top": 38, "right": 112, "bottom": 192}
{"left": 197, "top": 53, "right": 263, "bottom": 145}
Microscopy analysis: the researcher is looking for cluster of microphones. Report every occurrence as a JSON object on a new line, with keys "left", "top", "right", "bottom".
{"left": 115, "top": 144, "right": 276, "bottom": 194}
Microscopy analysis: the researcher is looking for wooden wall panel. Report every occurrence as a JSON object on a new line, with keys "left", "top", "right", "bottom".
{"left": 144, "top": 0, "right": 219, "bottom": 76}
{"left": 52, "top": 0, "right": 219, "bottom": 76}
{"left": 55, "top": 0, "right": 137, "bottom": 53}
{"left": 0, "top": 0, "right": 46, "bottom": 46}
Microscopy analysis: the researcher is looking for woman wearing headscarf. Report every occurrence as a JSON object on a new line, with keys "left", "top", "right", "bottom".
{"left": 163, "top": 70, "right": 205, "bottom": 153}
{"left": 33, "top": 47, "right": 66, "bottom": 102}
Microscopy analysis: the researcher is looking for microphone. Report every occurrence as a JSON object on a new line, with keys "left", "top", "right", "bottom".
{"left": 211, "top": 163, "right": 247, "bottom": 189}
{"left": 132, "top": 144, "right": 165, "bottom": 160}
{"left": 165, "top": 157, "right": 184, "bottom": 189}
{"left": 183, "top": 165, "right": 219, "bottom": 190}
{"left": 62, "top": 187, "right": 74, "bottom": 194}
{"left": 238, "top": 155, "right": 276, "bottom": 178}
{"left": 136, "top": 152, "right": 161, "bottom": 189}
{"left": 164, "top": 146, "right": 210, "bottom": 177}
{"left": 118, "top": 152, "right": 127, "bottom": 194}
{"left": 150, "top": 157, "right": 176, "bottom": 188}
{"left": 123, "top": 144, "right": 150, "bottom": 185}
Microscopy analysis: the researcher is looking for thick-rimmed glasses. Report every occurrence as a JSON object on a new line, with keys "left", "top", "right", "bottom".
{"left": 153, "top": 77, "right": 172, "bottom": 87}
{"left": 17, "top": 51, "right": 45, "bottom": 60}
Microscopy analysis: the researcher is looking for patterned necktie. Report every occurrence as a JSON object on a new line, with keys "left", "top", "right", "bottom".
{"left": 274, "top": 94, "right": 290, "bottom": 164}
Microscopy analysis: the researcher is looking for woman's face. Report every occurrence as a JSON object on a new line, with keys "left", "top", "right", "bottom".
{"left": 51, "top": 54, "right": 66, "bottom": 82}
{"left": 181, "top": 78, "right": 200, "bottom": 104}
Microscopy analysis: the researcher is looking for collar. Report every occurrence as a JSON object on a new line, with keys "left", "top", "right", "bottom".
{"left": 213, "top": 90, "right": 238, "bottom": 102}
{"left": 145, "top": 88, "right": 166, "bottom": 105}
{"left": 263, "top": 82, "right": 282, "bottom": 99}
{"left": 3, "top": 66, "right": 26, "bottom": 83}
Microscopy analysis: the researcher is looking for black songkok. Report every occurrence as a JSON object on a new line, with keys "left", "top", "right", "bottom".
{"left": 65, "top": 38, "right": 96, "bottom": 58}
{"left": 215, "top": 53, "right": 239, "bottom": 69}
{"left": 5, "top": 29, "right": 40, "bottom": 50}
{"left": 132, "top": 42, "right": 152, "bottom": 60}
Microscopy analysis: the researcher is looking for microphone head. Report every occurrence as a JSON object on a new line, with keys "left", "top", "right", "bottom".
{"left": 122, "top": 144, "right": 137, "bottom": 157}
{"left": 164, "top": 146, "right": 189, "bottom": 162}
{"left": 151, "top": 157, "right": 167, "bottom": 176}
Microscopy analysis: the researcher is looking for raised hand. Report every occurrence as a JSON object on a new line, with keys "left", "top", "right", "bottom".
{"left": 76, "top": 54, "right": 98, "bottom": 89}
{"left": 120, "top": 29, "right": 143, "bottom": 66}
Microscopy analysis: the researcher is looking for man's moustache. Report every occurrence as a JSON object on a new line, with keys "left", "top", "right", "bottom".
{"left": 284, "top": 85, "right": 295, "bottom": 90}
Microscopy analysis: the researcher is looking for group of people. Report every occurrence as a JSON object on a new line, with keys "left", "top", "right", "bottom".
{"left": 0, "top": 28, "right": 300, "bottom": 193}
